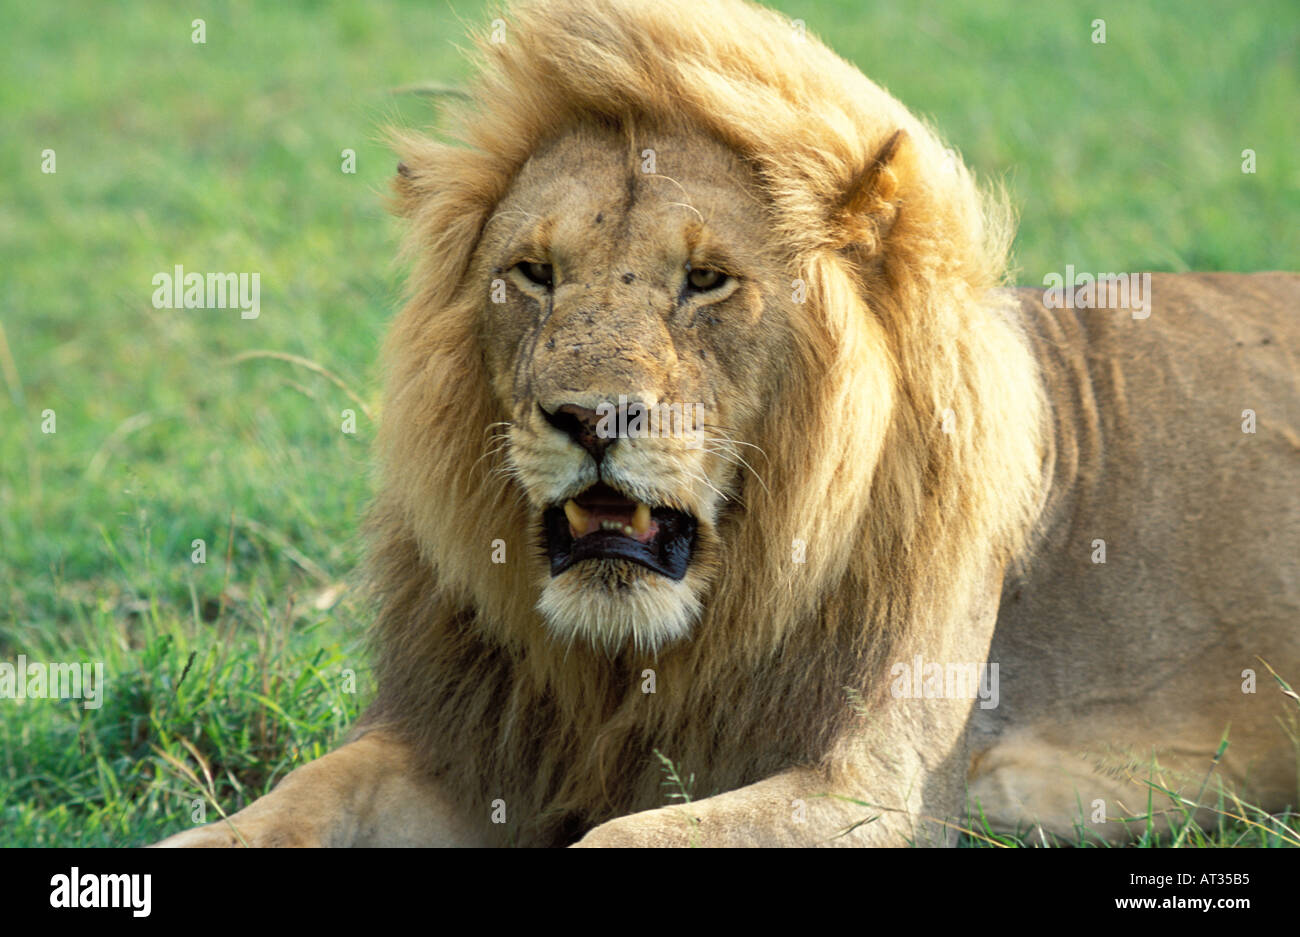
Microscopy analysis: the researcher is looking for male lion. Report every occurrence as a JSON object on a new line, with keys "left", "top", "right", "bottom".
{"left": 158, "top": 0, "right": 1298, "bottom": 847}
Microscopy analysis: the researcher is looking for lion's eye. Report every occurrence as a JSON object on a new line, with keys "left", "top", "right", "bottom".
{"left": 686, "top": 267, "right": 727, "bottom": 292}
{"left": 517, "top": 261, "right": 554, "bottom": 288}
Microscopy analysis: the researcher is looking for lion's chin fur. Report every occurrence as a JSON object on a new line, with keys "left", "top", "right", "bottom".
{"left": 537, "top": 564, "right": 703, "bottom": 654}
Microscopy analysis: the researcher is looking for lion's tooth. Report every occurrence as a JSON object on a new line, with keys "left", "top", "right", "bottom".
{"left": 564, "top": 500, "right": 589, "bottom": 537}
{"left": 632, "top": 502, "right": 651, "bottom": 536}
{"left": 622, "top": 525, "right": 635, "bottom": 537}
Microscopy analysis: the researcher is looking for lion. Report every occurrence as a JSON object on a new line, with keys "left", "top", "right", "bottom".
{"left": 156, "top": 0, "right": 1298, "bottom": 847}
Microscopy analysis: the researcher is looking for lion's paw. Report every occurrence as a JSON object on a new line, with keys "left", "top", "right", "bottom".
{"left": 150, "top": 816, "right": 324, "bottom": 848}
{"left": 571, "top": 807, "right": 701, "bottom": 848}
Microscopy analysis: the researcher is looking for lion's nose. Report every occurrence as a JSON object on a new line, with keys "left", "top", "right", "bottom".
{"left": 540, "top": 403, "right": 617, "bottom": 462}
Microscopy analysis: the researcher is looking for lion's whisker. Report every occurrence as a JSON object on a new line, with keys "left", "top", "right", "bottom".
{"left": 470, "top": 441, "right": 513, "bottom": 482}
{"left": 702, "top": 425, "right": 769, "bottom": 459}
{"left": 702, "top": 445, "right": 770, "bottom": 494}
{"left": 661, "top": 201, "right": 705, "bottom": 223}
{"left": 679, "top": 468, "right": 729, "bottom": 503}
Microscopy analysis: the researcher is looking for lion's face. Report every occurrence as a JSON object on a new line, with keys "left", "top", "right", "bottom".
{"left": 474, "top": 124, "right": 792, "bottom": 652}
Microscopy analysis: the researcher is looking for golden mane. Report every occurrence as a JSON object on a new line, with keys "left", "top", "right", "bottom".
{"left": 364, "top": 0, "right": 1047, "bottom": 845}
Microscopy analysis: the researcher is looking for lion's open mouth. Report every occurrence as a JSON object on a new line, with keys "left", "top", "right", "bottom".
{"left": 542, "top": 482, "right": 697, "bottom": 580}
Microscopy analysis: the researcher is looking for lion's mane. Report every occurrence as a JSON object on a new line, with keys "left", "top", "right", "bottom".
{"left": 363, "top": 0, "right": 1046, "bottom": 845}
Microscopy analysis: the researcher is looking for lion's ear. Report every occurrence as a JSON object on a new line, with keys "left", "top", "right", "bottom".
{"left": 831, "top": 129, "right": 913, "bottom": 253}
{"left": 390, "top": 160, "right": 420, "bottom": 218}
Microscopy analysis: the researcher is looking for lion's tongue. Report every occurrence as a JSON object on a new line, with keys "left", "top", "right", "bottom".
{"left": 564, "top": 498, "right": 655, "bottom": 542}
{"left": 543, "top": 494, "right": 697, "bottom": 581}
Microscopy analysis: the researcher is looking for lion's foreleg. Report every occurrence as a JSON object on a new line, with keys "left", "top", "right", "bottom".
{"left": 575, "top": 575, "right": 1005, "bottom": 848}
{"left": 151, "top": 730, "right": 484, "bottom": 847}
{"left": 571, "top": 759, "right": 952, "bottom": 847}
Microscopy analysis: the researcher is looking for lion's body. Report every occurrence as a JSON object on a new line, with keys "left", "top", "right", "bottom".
{"left": 156, "top": 0, "right": 1298, "bottom": 848}
{"left": 973, "top": 274, "right": 1300, "bottom": 837}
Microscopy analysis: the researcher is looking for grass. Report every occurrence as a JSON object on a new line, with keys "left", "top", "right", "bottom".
{"left": 1, "top": 0, "right": 1296, "bottom": 846}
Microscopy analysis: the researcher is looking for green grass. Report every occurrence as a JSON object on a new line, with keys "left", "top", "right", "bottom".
{"left": 1, "top": 0, "right": 1296, "bottom": 846}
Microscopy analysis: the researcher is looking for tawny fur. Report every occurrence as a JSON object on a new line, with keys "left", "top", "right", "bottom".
{"left": 363, "top": 0, "right": 1047, "bottom": 845}
{"left": 151, "top": 0, "right": 1297, "bottom": 850}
